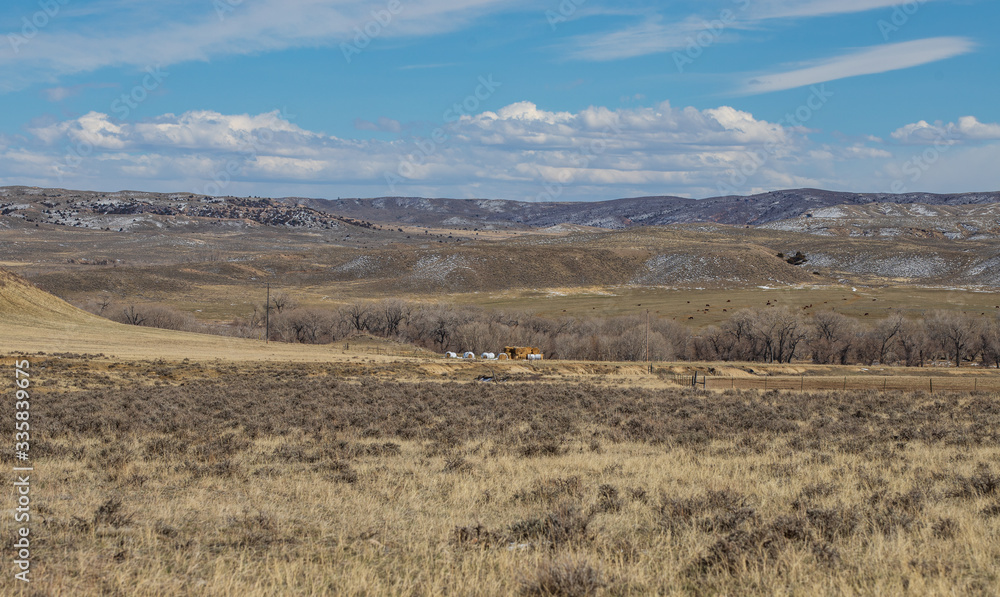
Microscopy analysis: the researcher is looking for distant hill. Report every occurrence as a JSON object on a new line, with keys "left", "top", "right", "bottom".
{"left": 4, "top": 186, "right": 1000, "bottom": 324}
{"left": 4, "top": 185, "right": 999, "bottom": 233}
{"left": 288, "top": 189, "right": 1000, "bottom": 229}
{"left": 0, "top": 186, "right": 374, "bottom": 233}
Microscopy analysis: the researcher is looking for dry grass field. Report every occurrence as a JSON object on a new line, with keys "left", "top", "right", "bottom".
{"left": 2, "top": 357, "right": 999, "bottom": 596}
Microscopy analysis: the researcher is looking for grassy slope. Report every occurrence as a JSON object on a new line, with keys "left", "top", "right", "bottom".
{"left": 0, "top": 268, "right": 414, "bottom": 362}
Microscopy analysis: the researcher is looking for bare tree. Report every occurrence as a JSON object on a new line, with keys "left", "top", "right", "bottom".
{"left": 269, "top": 292, "right": 295, "bottom": 314}
{"left": 694, "top": 325, "right": 725, "bottom": 361}
{"left": 379, "top": 299, "right": 410, "bottom": 337}
{"left": 113, "top": 304, "right": 192, "bottom": 330}
{"left": 610, "top": 326, "right": 647, "bottom": 361}
{"left": 121, "top": 305, "right": 146, "bottom": 326}
{"left": 927, "top": 311, "right": 982, "bottom": 367}
{"left": 810, "top": 311, "right": 856, "bottom": 364}
{"left": 897, "top": 318, "right": 931, "bottom": 367}
{"left": 719, "top": 310, "right": 762, "bottom": 361}
{"left": 979, "top": 316, "right": 1000, "bottom": 368}
{"left": 652, "top": 319, "right": 691, "bottom": 361}
{"left": 345, "top": 302, "right": 372, "bottom": 333}
{"left": 275, "top": 308, "right": 336, "bottom": 344}
{"left": 857, "top": 314, "right": 904, "bottom": 365}
{"left": 751, "top": 308, "right": 806, "bottom": 363}
{"left": 230, "top": 306, "right": 265, "bottom": 338}
{"left": 453, "top": 321, "right": 496, "bottom": 354}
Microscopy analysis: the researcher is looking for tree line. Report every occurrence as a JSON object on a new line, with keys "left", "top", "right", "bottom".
{"left": 82, "top": 295, "right": 1000, "bottom": 368}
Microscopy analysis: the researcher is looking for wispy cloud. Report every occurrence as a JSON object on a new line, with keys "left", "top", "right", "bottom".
{"left": 752, "top": 0, "right": 942, "bottom": 19}
{"left": 397, "top": 62, "right": 460, "bottom": 70}
{"left": 0, "top": 0, "right": 527, "bottom": 91}
{"left": 561, "top": 17, "right": 730, "bottom": 62}
{"left": 740, "top": 37, "right": 975, "bottom": 94}
{"left": 42, "top": 82, "right": 120, "bottom": 102}
{"left": 559, "top": 0, "right": 950, "bottom": 62}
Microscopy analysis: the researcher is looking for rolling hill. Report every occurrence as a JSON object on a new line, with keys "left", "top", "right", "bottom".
{"left": 5, "top": 186, "right": 1000, "bottom": 234}
{"left": 0, "top": 267, "right": 379, "bottom": 361}
{"left": 289, "top": 188, "right": 1000, "bottom": 229}
{"left": 2, "top": 186, "right": 1000, "bottom": 331}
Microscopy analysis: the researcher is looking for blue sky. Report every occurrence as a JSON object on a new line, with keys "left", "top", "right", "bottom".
{"left": 0, "top": 0, "right": 997, "bottom": 201}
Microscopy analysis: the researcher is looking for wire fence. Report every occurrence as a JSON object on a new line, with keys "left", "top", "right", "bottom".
{"left": 678, "top": 373, "right": 1000, "bottom": 393}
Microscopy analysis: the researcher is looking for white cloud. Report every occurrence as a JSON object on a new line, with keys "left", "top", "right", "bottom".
{"left": 741, "top": 37, "right": 975, "bottom": 94}
{"left": 890, "top": 116, "right": 1000, "bottom": 144}
{"left": 474, "top": 101, "right": 575, "bottom": 124}
{"left": 955, "top": 116, "right": 1000, "bottom": 140}
{"left": 12, "top": 99, "right": 997, "bottom": 200}
{"left": 11, "top": 100, "right": 811, "bottom": 198}
{"left": 30, "top": 109, "right": 314, "bottom": 152}
{"left": 840, "top": 143, "right": 893, "bottom": 159}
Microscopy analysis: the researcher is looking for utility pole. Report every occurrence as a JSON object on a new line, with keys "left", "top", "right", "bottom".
{"left": 265, "top": 283, "right": 270, "bottom": 344}
{"left": 645, "top": 309, "right": 649, "bottom": 363}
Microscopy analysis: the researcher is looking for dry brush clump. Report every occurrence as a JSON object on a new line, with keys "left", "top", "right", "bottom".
{"left": 519, "top": 556, "right": 606, "bottom": 596}
{"left": 3, "top": 359, "right": 1000, "bottom": 595}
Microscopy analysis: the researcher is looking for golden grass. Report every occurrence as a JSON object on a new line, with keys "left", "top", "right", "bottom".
{"left": 2, "top": 359, "right": 999, "bottom": 596}
{"left": 5, "top": 433, "right": 999, "bottom": 595}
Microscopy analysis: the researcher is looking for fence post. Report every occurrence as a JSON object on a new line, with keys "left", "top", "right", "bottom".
{"left": 764, "top": 377, "right": 767, "bottom": 391}
{"left": 800, "top": 375, "right": 804, "bottom": 391}
{"left": 843, "top": 376, "right": 847, "bottom": 390}
{"left": 929, "top": 378, "right": 933, "bottom": 393}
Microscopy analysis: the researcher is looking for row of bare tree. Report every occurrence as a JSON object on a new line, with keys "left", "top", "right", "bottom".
{"left": 693, "top": 309, "right": 998, "bottom": 367}
{"left": 237, "top": 299, "right": 1000, "bottom": 368}
{"left": 80, "top": 295, "right": 1000, "bottom": 367}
